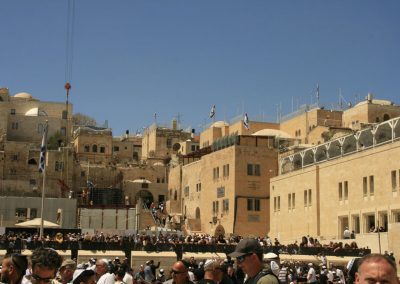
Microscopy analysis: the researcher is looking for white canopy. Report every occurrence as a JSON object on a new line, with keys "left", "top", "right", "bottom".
{"left": 131, "top": 179, "right": 152, "bottom": 184}
{"left": 15, "top": 218, "right": 60, "bottom": 228}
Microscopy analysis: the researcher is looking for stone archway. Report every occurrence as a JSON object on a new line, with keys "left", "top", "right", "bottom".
{"left": 135, "top": 190, "right": 154, "bottom": 208}
{"left": 214, "top": 224, "right": 225, "bottom": 237}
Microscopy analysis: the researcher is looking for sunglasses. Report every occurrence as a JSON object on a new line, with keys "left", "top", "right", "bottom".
{"left": 236, "top": 253, "right": 253, "bottom": 263}
{"left": 171, "top": 269, "right": 187, "bottom": 275}
{"left": 31, "top": 274, "right": 54, "bottom": 283}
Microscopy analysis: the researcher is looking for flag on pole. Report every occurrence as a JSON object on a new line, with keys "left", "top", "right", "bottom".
{"left": 38, "top": 123, "right": 48, "bottom": 173}
{"left": 243, "top": 113, "right": 250, "bottom": 129}
{"left": 209, "top": 105, "right": 215, "bottom": 118}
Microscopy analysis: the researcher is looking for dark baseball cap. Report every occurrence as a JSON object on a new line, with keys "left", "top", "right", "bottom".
{"left": 229, "top": 238, "right": 263, "bottom": 258}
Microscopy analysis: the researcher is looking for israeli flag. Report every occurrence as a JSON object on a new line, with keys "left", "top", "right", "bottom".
{"left": 209, "top": 105, "right": 216, "bottom": 118}
{"left": 243, "top": 113, "right": 250, "bottom": 130}
{"left": 38, "top": 124, "right": 48, "bottom": 173}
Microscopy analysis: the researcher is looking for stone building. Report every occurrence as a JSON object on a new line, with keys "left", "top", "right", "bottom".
{"left": 168, "top": 118, "right": 291, "bottom": 236}
{"left": 271, "top": 115, "right": 400, "bottom": 254}
{"left": 141, "top": 120, "right": 192, "bottom": 161}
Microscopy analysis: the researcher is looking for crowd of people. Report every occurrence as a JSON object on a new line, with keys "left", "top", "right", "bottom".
{"left": 0, "top": 239, "right": 398, "bottom": 284}
{"left": 0, "top": 232, "right": 366, "bottom": 253}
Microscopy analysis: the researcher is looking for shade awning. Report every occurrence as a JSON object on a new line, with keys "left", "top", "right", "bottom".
{"left": 131, "top": 179, "right": 152, "bottom": 184}
{"left": 15, "top": 218, "right": 60, "bottom": 228}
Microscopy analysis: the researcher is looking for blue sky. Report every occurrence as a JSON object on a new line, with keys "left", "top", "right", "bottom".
{"left": 1, "top": 1, "right": 399, "bottom": 135}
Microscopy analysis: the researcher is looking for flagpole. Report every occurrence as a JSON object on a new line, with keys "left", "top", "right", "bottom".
{"left": 39, "top": 121, "right": 48, "bottom": 240}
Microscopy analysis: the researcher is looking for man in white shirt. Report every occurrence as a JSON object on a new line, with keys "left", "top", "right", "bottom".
{"left": 96, "top": 259, "right": 115, "bottom": 284}
{"left": 306, "top": 263, "right": 316, "bottom": 284}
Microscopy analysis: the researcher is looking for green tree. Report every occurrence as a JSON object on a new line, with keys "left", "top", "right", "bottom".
{"left": 72, "top": 113, "right": 97, "bottom": 126}
{"left": 47, "top": 131, "right": 65, "bottom": 150}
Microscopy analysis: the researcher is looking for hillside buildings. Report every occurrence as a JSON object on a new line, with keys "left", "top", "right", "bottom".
{"left": 1, "top": 86, "right": 400, "bottom": 256}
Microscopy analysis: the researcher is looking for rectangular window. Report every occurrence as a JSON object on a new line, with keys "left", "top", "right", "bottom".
{"left": 288, "top": 194, "right": 292, "bottom": 210}
{"left": 184, "top": 186, "right": 189, "bottom": 197}
{"left": 247, "top": 164, "right": 253, "bottom": 175}
{"left": 15, "top": 208, "right": 27, "bottom": 218}
{"left": 11, "top": 109, "right": 16, "bottom": 115}
{"left": 344, "top": 181, "right": 348, "bottom": 200}
{"left": 11, "top": 122, "right": 19, "bottom": 130}
{"left": 217, "top": 186, "right": 225, "bottom": 198}
{"left": 392, "top": 170, "right": 397, "bottom": 191}
{"left": 292, "top": 193, "right": 296, "bottom": 209}
{"left": 11, "top": 154, "right": 18, "bottom": 161}
{"left": 247, "top": 199, "right": 253, "bottom": 211}
{"left": 223, "top": 199, "right": 229, "bottom": 212}
{"left": 363, "top": 176, "right": 368, "bottom": 196}
{"left": 255, "top": 199, "right": 261, "bottom": 211}
{"left": 29, "top": 179, "right": 36, "bottom": 185}
{"left": 191, "top": 145, "right": 196, "bottom": 151}
{"left": 274, "top": 197, "right": 277, "bottom": 212}
{"left": 114, "top": 146, "right": 120, "bottom": 151}
{"left": 254, "top": 164, "right": 260, "bottom": 176}
{"left": 338, "top": 182, "right": 343, "bottom": 201}
{"left": 81, "top": 171, "right": 85, "bottom": 177}
{"left": 100, "top": 146, "right": 105, "bottom": 153}
{"left": 215, "top": 201, "right": 219, "bottom": 214}
{"left": 304, "top": 190, "right": 308, "bottom": 207}
{"left": 223, "top": 164, "right": 230, "bottom": 177}
{"left": 60, "top": 127, "right": 66, "bottom": 136}
{"left": 166, "top": 138, "right": 172, "bottom": 148}
{"left": 369, "top": 175, "right": 374, "bottom": 196}
{"left": 308, "top": 189, "right": 312, "bottom": 206}
{"left": 276, "top": 197, "right": 279, "bottom": 211}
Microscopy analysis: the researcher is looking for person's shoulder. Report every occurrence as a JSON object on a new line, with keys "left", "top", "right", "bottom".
{"left": 163, "top": 279, "right": 173, "bottom": 284}
{"left": 257, "top": 274, "right": 279, "bottom": 284}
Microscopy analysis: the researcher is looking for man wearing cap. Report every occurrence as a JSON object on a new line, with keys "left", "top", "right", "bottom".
{"left": 54, "top": 259, "right": 76, "bottom": 284}
{"left": 229, "top": 238, "right": 279, "bottom": 284}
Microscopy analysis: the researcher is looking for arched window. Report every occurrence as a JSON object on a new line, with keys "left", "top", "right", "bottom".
{"left": 84, "top": 145, "right": 90, "bottom": 152}
{"left": 195, "top": 207, "right": 200, "bottom": 219}
{"left": 28, "top": 158, "right": 37, "bottom": 165}
{"left": 92, "top": 145, "right": 98, "bottom": 152}
{"left": 383, "top": 114, "right": 390, "bottom": 121}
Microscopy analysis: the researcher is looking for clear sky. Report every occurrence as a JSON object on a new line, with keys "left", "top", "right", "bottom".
{"left": 1, "top": 1, "right": 399, "bottom": 136}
